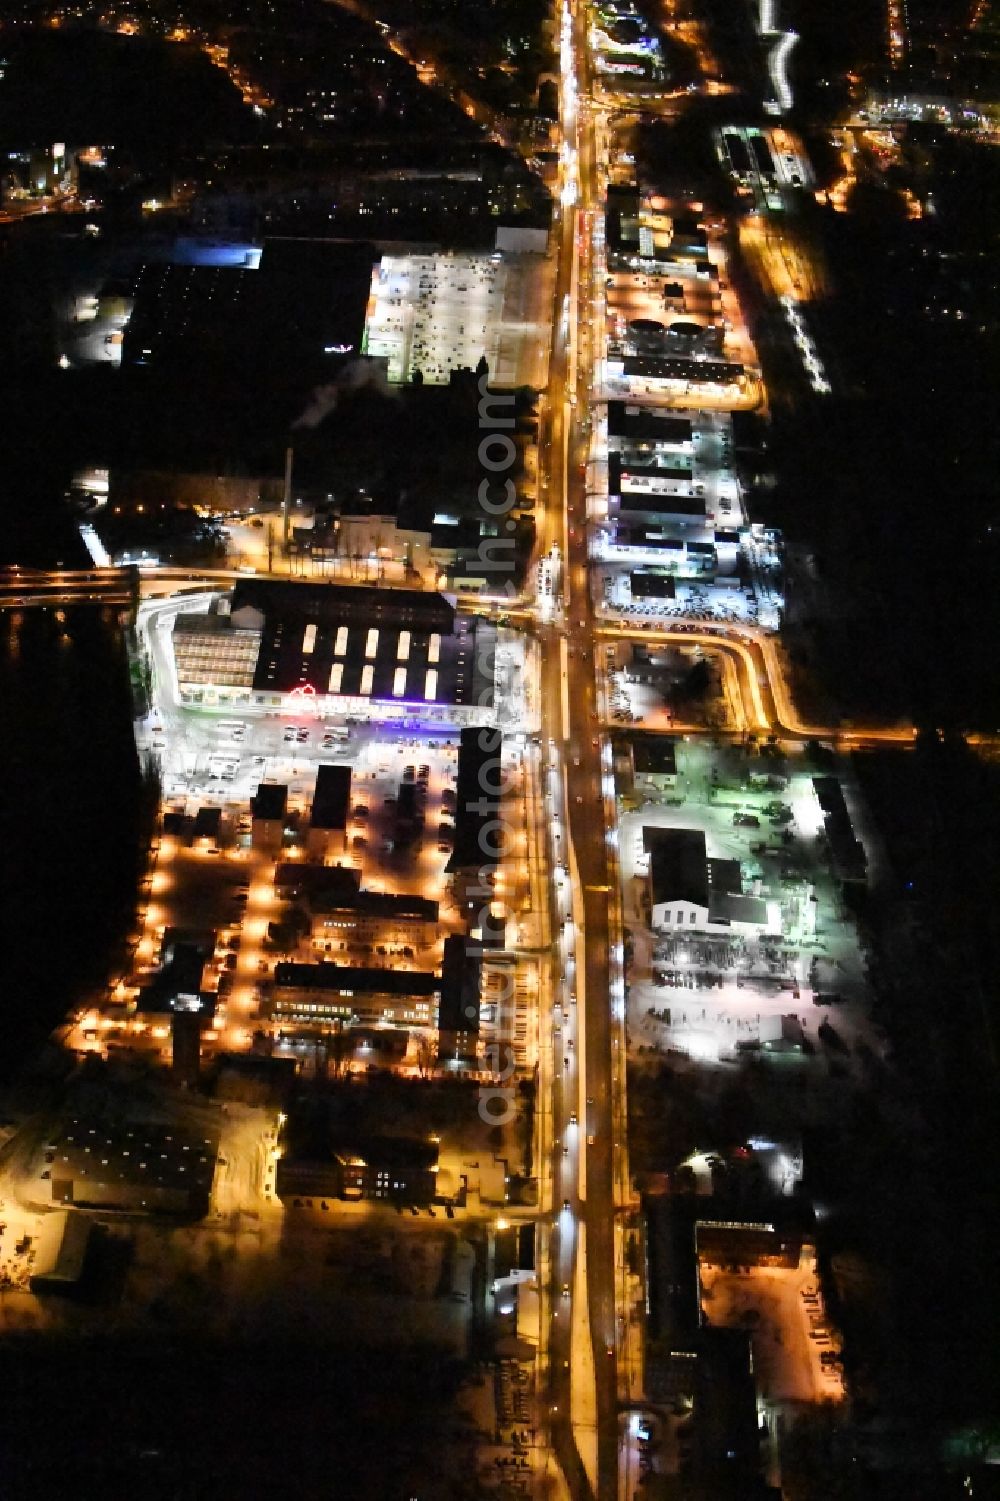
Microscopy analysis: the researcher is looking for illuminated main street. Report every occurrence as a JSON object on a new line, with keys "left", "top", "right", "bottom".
{"left": 533, "top": 2, "right": 627, "bottom": 1494}
{"left": 516, "top": 0, "right": 927, "bottom": 1493}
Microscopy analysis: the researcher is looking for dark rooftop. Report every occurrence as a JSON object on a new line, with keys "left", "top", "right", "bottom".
{"left": 273, "top": 963, "right": 440, "bottom": 997}
{"left": 645, "top": 827, "right": 709, "bottom": 907}
{"left": 310, "top": 764, "right": 352, "bottom": 831}
{"left": 229, "top": 579, "right": 493, "bottom": 710}
{"left": 629, "top": 572, "right": 676, "bottom": 600}
{"left": 50, "top": 1114, "right": 217, "bottom": 1211}
{"left": 309, "top": 888, "right": 439, "bottom": 923}
{"left": 161, "top": 927, "right": 216, "bottom": 963}
{"left": 692, "top": 1327, "right": 762, "bottom": 1495}
{"left": 274, "top": 863, "right": 361, "bottom": 897}
{"left": 614, "top": 492, "right": 705, "bottom": 518}
{"left": 192, "top": 806, "right": 222, "bottom": 838}
{"left": 447, "top": 727, "right": 504, "bottom": 871}
{"left": 438, "top": 934, "right": 483, "bottom": 1037}
{"left": 251, "top": 783, "right": 288, "bottom": 821}
{"left": 632, "top": 735, "right": 677, "bottom": 775}
{"left": 610, "top": 453, "right": 694, "bottom": 490}
{"left": 622, "top": 355, "right": 742, "bottom": 384}
{"left": 138, "top": 942, "right": 213, "bottom": 1018}
{"left": 232, "top": 578, "right": 455, "bottom": 634}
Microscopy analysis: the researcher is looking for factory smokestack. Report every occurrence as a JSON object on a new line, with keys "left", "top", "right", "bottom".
{"left": 282, "top": 445, "right": 293, "bottom": 550}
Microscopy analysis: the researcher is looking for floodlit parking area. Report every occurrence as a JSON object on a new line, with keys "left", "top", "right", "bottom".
{"left": 71, "top": 697, "right": 538, "bottom": 1079}
{"left": 699, "top": 1260, "right": 844, "bottom": 1403}
{"left": 600, "top": 638, "right": 736, "bottom": 731}
{"left": 158, "top": 706, "right": 361, "bottom": 805}
{"left": 617, "top": 742, "right": 885, "bottom": 1065}
{"left": 598, "top": 568, "right": 782, "bottom": 629}
{"left": 362, "top": 251, "right": 552, "bottom": 388}
{"left": 600, "top": 663, "right": 699, "bottom": 732}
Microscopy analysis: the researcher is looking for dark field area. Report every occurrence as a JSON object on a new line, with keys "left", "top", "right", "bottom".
{"left": 0, "top": 31, "right": 257, "bottom": 157}
{"left": 757, "top": 172, "right": 1000, "bottom": 729}
{"left": 0, "top": 604, "right": 146, "bottom": 1081}
{"left": 0, "top": 1334, "right": 469, "bottom": 1501}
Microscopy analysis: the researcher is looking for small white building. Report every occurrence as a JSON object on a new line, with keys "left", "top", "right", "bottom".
{"left": 646, "top": 827, "right": 779, "bottom": 935}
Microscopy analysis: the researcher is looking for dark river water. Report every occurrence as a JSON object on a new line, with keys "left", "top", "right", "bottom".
{"left": 0, "top": 603, "right": 145, "bottom": 1081}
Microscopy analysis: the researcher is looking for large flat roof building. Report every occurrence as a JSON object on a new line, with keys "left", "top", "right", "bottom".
{"left": 274, "top": 863, "right": 361, "bottom": 901}
{"left": 608, "top": 402, "right": 694, "bottom": 446}
{"left": 138, "top": 935, "right": 215, "bottom": 1020}
{"left": 812, "top": 776, "right": 867, "bottom": 882}
{"left": 620, "top": 354, "right": 744, "bottom": 387}
{"left": 308, "top": 764, "right": 352, "bottom": 854}
{"left": 251, "top": 782, "right": 288, "bottom": 851}
{"left": 630, "top": 571, "right": 676, "bottom": 600}
{"left": 271, "top": 962, "right": 441, "bottom": 1028}
{"left": 311, "top": 888, "right": 439, "bottom": 947}
{"left": 437, "top": 934, "right": 483, "bottom": 1063}
{"left": 448, "top": 727, "right": 504, "bottom": 873}
{"left": 172, "top": 581, "right": 499, "bottom": 726}
{"left": 234, "top": 577, "right": 454, "bottom": 638}
{"left": 610, "top": 453, "right": 697, "bottom": 491}
{"left": 272, "top": 963, "right": 440, "bottom": 996}
{"left": 276, "top": 1135, "right": 439, "bottom": 1206}
{"left": 49, "top": 1116, "right": 217, "bottom": 1217}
